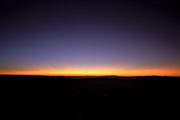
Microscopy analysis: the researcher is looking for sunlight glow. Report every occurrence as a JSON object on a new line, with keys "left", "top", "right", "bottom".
{"left": 0, "top": 67, "right": 179, "bottom": 76}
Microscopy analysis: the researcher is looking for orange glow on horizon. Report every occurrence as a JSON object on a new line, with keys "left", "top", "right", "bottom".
{"left": 0, "top": 67, "right": 179, "bottom": 76}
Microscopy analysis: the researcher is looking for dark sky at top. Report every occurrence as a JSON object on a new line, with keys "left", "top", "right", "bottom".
{"left": 0, "top": 0, "right": 180, "bottom": 75}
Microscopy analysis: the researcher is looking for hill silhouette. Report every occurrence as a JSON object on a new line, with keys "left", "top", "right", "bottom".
{"left": 0, "top": 75, "right": 179, "bottom": 96}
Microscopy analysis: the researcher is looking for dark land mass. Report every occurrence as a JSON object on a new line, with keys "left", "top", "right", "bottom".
{"left": 1, "top": 75, "right": 179, "bottom": 119}
{"left": 1, "top": 75, "right": 179, "bottom": 96}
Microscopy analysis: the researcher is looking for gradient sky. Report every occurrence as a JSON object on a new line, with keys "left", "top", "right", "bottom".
{"left": 0, "top": 0, "right": 180, "bottom": 76}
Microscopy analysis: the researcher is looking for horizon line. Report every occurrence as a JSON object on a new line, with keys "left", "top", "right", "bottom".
{"left": 0, "top": 74, "right": 179, "bottom": 77}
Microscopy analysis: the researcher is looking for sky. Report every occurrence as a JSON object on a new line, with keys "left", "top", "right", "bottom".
{"left": 0, "top": 0, "right": 180, "bottom": 76}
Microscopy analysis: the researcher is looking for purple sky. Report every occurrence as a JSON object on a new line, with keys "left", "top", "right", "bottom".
{"left": 0, "top": 0, "right": 180, "bottom": 75}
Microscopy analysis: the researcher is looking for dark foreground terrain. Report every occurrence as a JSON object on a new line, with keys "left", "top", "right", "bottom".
{"left": 1, "top": 75, "right": 179, "bottom": 119}
{"left": 1, "top": 75, "right": 179, "bottom": 96}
